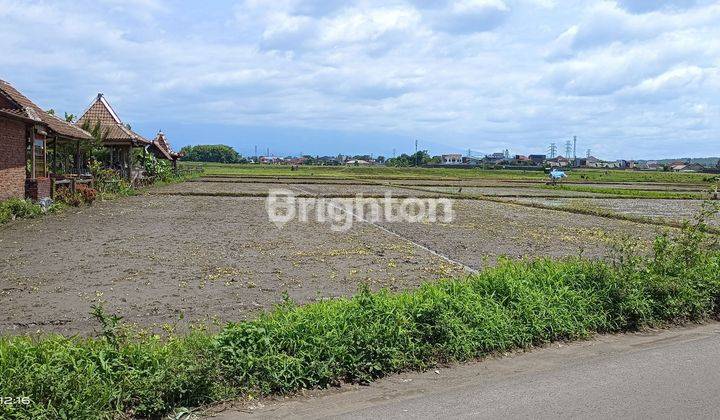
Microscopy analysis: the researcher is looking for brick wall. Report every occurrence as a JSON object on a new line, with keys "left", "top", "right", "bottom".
{"left": 25, "top": 178, "right": 51, "bottom": 201}
{"left": 0, "top": 117, "right": 27, "bottom": 201}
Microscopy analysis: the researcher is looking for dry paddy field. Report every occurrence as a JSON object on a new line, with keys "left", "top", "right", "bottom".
{"left": 0, "top": 176, "right": 715, "bottom": 336}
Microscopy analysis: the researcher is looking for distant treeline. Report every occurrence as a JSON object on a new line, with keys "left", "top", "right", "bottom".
{"left": 179, "top": 145, "right": 245, "bottom": 163}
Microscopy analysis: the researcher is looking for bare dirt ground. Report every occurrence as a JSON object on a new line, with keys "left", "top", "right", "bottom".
{"left": 0, "top": 180, "right": 668, "bottom": 336}
{"left": 376, "top": 199, "right": 661, "bottom": 269}
{"left": 157, "top": 181, "right": 443, "bottom": 197}
{"left": 408, "top": 185, "right": 608, "bottom": 197}
{"left": 506, "top": 197, "right": 718, "bottom": 226}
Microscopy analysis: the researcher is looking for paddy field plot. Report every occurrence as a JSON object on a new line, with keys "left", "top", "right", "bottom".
{"left": 0, "top": 171, "right": 715, "bottom": 336}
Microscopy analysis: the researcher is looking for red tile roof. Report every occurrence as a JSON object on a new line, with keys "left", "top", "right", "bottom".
{"left": 76, "top": 94, "right": 150, "bottom": 146}
{"left": 0, "top": 79, "right": 93, "bottom": 141}
{"left": 150, "top": 131, "right": 183, "bottom": 160}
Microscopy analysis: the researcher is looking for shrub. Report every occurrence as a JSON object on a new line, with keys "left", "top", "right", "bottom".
{"left": 54, "top": 188, "right": 84, "bottom": 207}
{"left": 1, "top": 209, "right": 719, "bottom": 418}
{"left": 144, "top": 158, "right": 173, "bottom": 182}
{"left": 0, "top": 198, "right": 43, "bottom": 224}
{"left": 75, "top": 184, "right": 98, "bottom": 205}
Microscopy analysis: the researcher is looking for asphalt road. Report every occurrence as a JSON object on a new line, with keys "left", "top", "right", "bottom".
{"left": 211, "top": 322, "right": 720, "bottom": 419}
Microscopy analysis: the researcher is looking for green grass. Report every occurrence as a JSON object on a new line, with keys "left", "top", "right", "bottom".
{"left": 1, "top": 213, "right": 719, "bottom": 419}
{"left": 537, "top": 184, "right": 709, "bottom": 199}
{"left": 190, "top": 162, "right": 715, "bottom": 184}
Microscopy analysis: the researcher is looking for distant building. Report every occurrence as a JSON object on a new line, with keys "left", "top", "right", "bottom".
{"left": 345, "top": 159, "right": 371, "bottom": 165}
{"left": 440, "top": 154, "right": 463, "bottom": 165}
{"left": 671, "top": 162, "right": 705, "bottom": 172}
{"left": 286, "top": 157, "right": 307, "bottom": 165}
{"left": 547, "top": 155, "right": 571, "bottom": 167}
{"left": 579, "top": 156, "right": 601, "bottom": 167}
{"left": 148, "top": 131, "right": 184, "bottom": 169}
{"left": 1, "top": 79, "right": 93, "bottom": 201}
{"left": 259, "top": 156, "right": 283, "bottom": 163}
{"left": 528, "top": 154, "right": 546, "bottom": 165}
{"left": 638, "top": 161, "right": 662, "bottom": 171}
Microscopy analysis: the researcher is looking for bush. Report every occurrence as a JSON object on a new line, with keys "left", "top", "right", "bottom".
{"left": 1, "top": 210, "right": 719, "bottom": 418}
{"left": 144, "top": 158, "right": 173, "bottom": 182}
{"left": 0, "top": 198, "right": 43, "bottom": 224}
{"left": 75, "top": 184, "right": 98, "bottom": 205}
{"left": 54, "top": 188, "right": 84, "bottom": 207}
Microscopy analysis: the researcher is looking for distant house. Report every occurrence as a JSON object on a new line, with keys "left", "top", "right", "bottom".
{"left": 462, "top": 156, "right": 482, "bottom": 165}
{"left": 616, "top": 160, "right": 635, "bottom": 169}
{"left": 579, "top": 156, "right": 601, "bottom": 167}
{"left": 259, "top": 156, "right": 283, "bottom": 163}
{"left": 148, "top": 131, "right": 184, "bottom": 169}
{"left": 345, "top": 159, "right": 371, "bottom": 165}
{"left": 485, "top": 152, "right": 506, "bottom": 162}
{"left": 76, "top": 93, "right": 151, "bottom": 180}
{"left": 441, "top": 154, "right": 463, "bottom": 165}
{"left": 0, "top": 79, "right": 93, "bottom": 201}
{"left": 547, "top": 155, "right": 571, "bottom": 167}
{"left": 528, "top": 154, "right": 546, "bottom": 165}
{"left": 287, "top": 157, "right": 307, "bottom": 165}
{"left": 638, "top": 161, "right": 662, "bottom": 171}
{"left": 672, "top": 162, "right": 705, "bottom": 172}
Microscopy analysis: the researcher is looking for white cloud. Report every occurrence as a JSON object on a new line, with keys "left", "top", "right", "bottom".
{"left": 0, "top": 0, "right": 718, "bottom": 158}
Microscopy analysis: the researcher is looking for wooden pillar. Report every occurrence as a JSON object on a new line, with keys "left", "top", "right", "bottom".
{"left": 125, "top": 146, "right": 131, "bottom": 181}
{"left": 75, "top": 140, "right": 81, "bottom": 175}
{"left": 52, "top": 137, "right": 58, "bottom": 175}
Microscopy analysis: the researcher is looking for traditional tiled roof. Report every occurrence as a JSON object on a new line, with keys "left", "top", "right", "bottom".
{"left": 76, "top": 94, "right": 150, "bottom": 146}
{"left": 149, "top": 131, "right": 183, "bottom": 160}
{"left": 0, "top": 79, "right": 93, "bottom": 141}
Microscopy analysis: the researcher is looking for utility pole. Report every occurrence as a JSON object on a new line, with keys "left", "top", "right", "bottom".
{"left": 548, "top": 142, "right": 557, "bottom": 159}
{"left": 415, "top": 139, "right": 419, "bottom": 166}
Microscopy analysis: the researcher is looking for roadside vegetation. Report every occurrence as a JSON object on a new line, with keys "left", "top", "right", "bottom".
{"left": 1, "top": 206, "right": 718, "bottom": 419}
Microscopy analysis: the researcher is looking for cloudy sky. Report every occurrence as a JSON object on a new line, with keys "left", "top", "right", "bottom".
{"left": 1, "top": 0, "right": 718, "bottom": 159}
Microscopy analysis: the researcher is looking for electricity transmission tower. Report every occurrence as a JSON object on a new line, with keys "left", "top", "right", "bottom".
{"left": 586, "top": 149, "right": 591, "bottom": 158}
{"left": 565, "top": 140, "right": 572, "bottom": 158}
{"left": 548, "top": 143, "right": 557, "bottom": 158}
{"left": 573, "top": 136, "right": 577, "bottom": 160}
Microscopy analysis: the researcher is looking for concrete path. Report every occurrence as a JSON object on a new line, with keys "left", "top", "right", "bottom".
{"left": 209, "top": 322, "right": 720, "bottom": 419}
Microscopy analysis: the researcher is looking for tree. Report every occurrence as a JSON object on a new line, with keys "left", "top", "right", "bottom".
{"left": 180, "top": 145, "right": 242, "bottom": 163}
{"left": 385, "top": 150, "right": 431, "bottom": 167}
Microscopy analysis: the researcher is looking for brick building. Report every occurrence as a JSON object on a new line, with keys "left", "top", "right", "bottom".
{"left": 0, "top": 111, "right": 31, "bottom": 200}
{"left": 0, "top": 79, "right": 93, "bottom": 201}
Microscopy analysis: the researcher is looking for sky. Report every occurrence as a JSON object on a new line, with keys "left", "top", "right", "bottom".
{"left": 1, "top": 0, "right": 719, "bottom": 160}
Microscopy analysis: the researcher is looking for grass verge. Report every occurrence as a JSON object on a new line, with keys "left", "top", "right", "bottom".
{"left": 1, "top": 211, "right": 719, "bottom": 419}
